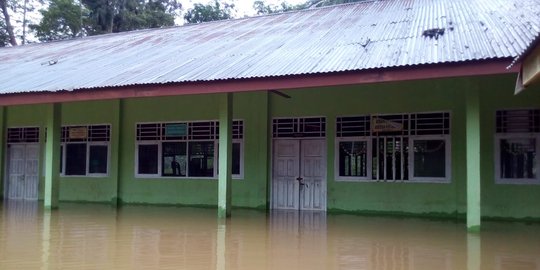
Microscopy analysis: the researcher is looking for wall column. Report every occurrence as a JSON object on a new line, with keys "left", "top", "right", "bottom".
{"left": 110, "top": 100, "right": 122, "bottom": 206}
{"left": 218, "top": 93, "right": 233, "bottom": 218}
{"left": 0, "top": 107, "right": 5, "bottom": 200}
{"left": 466, "top": 89, "right": 481, "bottom": 231}
{"left": 44, "top": 103, "right": 61, "bottom": 210}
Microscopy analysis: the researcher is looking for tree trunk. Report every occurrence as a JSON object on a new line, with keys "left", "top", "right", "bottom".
{"left": 22, "top": 0, "right": 28, "bottom": 44}
{"left": 108, "top": 0, "right": 115, "bottom": 33}
{"left": 0, "top": 0, "right": 17, "bottom": 46}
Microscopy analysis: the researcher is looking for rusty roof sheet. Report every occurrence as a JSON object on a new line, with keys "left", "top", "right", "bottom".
{"left": 0, "top": 0, "right": 539, "bottom": 94}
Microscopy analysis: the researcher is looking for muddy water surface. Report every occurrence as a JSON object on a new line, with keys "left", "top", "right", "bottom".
{"left": 0, "top": 201, "right": 539, "bottom": 270}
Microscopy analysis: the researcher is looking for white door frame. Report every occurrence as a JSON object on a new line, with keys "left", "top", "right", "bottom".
{"left": 271, "top": 138, "right": 327, "bottom": 211}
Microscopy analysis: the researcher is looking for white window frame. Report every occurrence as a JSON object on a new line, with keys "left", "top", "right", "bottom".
{"left": 409, "top": 135, "right": 451, "bottom": 183}
{"left": 61, "top": 141, "right": 110, "bottom": 178}
{"left": 335, "top": 137, "right": 372, "bottom": 181}
{"left": 214, "top": 139, "right": 245, "bottom": 180}
{"left": 334, "top": 111, "right": 452, "bottom": 183}
{"left": 134, "top": 141, "right": 161, "bottom": 178}
{"left": 134, "top": 120, "right": 244, "bottom": 180}
{"left": 60, "top": 124, "right": 111, "bottom": 178}
{"left": 494, "top": 133, "right": 540, "bottom": 185}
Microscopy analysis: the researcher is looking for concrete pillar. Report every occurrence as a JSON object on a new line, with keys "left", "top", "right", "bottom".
{"left": 466, "top": 89, "right": 481, "bottom": 232}
{"left": 215, "top": 219, "right": 229, "bottom": 270}
{"left": 110, "top": 100, "right": 122, "bottom": 206}
{"left": 44, "top": 103, "right": 61, "bottom": 210}
{"left": 467, "top": 233, "right": 481, "bottom": 270}
{"left": 0, "top": 107, "right": 5, "bottom": 200}
{"left": 218, "top": 93, "right": 233, "bottom": 218}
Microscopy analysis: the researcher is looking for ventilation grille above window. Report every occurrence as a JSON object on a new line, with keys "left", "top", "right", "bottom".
{"left": 410, "top": 112, "right": 450, "bottom": 135}
{"left": 496, "top": 109, "right": 540, "bottom": 133}
{"left": 62, "top": 125, "right": 111, "bottom": 142}
{"left": 337, "top": 112, "right": 450, "bottom": 137}
{"left": 336, "top": 116, "right": 370, "bottom": 137}
{"left": 272, "top": 117, "right": 326, "bottom": 138}
{"left": 137, "top": 120, "right": 244, "bottom": 141}
{"left": 216, "top": 120, "right": 244, "bottom": 139}
{"left": 7, "top": 127, "right": 40, "bottom": 143}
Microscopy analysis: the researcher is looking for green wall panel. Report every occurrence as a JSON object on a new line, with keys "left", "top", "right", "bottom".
{"left": 477, "top": 75, "right": 540, "bottom": 219}
{"left": 269, "top": 78, "right": 468, "bottom": 216}
{"left": 119, "top": 92, "right": 269, "bottom": 208}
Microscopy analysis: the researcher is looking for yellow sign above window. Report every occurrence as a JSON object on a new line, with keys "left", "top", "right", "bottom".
{"left": 371, "top": 117, "right": 403, "bottom": 132}
{"left": 69, "top": 127, "right": 88, "bottom": 139}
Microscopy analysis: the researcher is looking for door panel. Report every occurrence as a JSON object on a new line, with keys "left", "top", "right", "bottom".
{"left": 24, "top": 145, "right": 40, "bottom": 200}
{"left": 272, "top": 140, "right": 300, "bottom": 210}
{"left": 300, "top": 140, "right": 326, "bottom": 211}
{"left": 8, "top": 145, "right": 26, "bottom": 199}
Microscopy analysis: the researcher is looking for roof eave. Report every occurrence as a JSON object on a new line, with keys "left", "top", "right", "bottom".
{"left": 0, "top": 59, "right": 518, "bottom": 106}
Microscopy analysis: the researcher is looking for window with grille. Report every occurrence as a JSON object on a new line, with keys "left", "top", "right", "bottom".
{"left": 495, "top": 109, "right": 540, "bottom": 184}
{"left": 135, "top": 120, "right": 244, "bottom": 179}
{"left": 60, "top": 124, "right": 111, "bottom": 177}
{"left": 7, "top": 127, "right": 40, "bottom": 143}
{"left": 336, "top": 112, "right": 450, "bottom": 182}
{"left": 272, "top": 117, "right": 326, "bottom": 138}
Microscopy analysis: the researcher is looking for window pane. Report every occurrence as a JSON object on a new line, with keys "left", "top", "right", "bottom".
{"left": 189, "top": 141, "right": 214, "bottom": 177}
{"left": 500, "top": 138, "right": 536, "bottom": 179}
{"left": 138, "top": 144, "right": 159, "bottom": 174}
{"left": 372, "top": 137, "right": 409, "bottom": 180}
{"left": 162, "top": 142, "right": 187, "bottom": 177}
{"left": 413, "top": 139, "right": 446, "bottom": 178}
{"left": 338, "top": 141, "right": 367, "bottom": 177}
{"left": 60, "top": 145, "right": 63, "bottom": 173}
{"left": 216, "top": 142, "right": 242, "bottom": 176}
{"left": 232, "top": 142, "right": 241, "bottom": 175}
{"left": 65, "top": 143, "right": 87, "bottom": 176}
{"left": 89, "top": 145, "right": 108, "bottom": 174}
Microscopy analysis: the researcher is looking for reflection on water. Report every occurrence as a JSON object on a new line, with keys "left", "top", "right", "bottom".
{"left": 1, "top": 201, "right": 540, "bottom": 270}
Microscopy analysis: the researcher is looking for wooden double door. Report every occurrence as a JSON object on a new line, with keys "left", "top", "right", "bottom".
{"left": 272, "top": 139, "right": 326, "bottom": 211}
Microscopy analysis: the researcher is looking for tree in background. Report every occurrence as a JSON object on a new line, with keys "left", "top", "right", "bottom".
{"left": 1, "top": 0, "right": 20, "bottom": 46}
{"left": 83, "top": 0, "right": 180, "bottom": 34}
{"left": 1, "top": 0, "right": 46, "bottom": 46}
{"left": 254, "top": 0, "right": 366, "bottom": 15}
{"left": 0, "top": 18, "right": 9, "bottom": 46}
{"left": 113, "top": 0, "right": 179, "bottom": 33}
{"left": 184, "top": 0, "right": 233, "bottom": 24}
{"left": 30, "top": 0, "right": 181, "bottom": 41}
{"left": 31, "top": 0, "right": 87, "bottom": 41}
{"left": 253, "top": 1, "right": 303, "bottom": 15}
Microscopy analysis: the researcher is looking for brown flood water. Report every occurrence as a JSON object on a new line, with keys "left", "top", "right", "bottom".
{"left": 1, "top": 201, "right": 539, "bottom": 270}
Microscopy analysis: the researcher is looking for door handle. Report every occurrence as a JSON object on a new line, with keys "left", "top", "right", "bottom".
{"left": 296, "top": 177, "right": 308, "bottom": 188}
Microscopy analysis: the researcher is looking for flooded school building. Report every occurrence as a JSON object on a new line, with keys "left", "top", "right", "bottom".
{"left": 1, "top": 0, "right": 540, "bottom": 268}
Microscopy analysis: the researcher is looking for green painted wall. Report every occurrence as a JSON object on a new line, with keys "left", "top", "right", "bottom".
{"left": 477, "top": 76, "right": 540, "bottom": 219}
{"left": 269, "top": 74, "right": 540, "bottom": 219}
{"left": 270, "top": 77, "right": 468, "bottom": 217}
{"left": 119, "top": 92, "right": 269, "bottom": 208}
{"left": 2, "top": 74, "right": 540, "bottom": 219}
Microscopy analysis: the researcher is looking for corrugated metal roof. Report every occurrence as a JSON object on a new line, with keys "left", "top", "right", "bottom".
{"left": 0, "top": 0, "right": 539, "bottom": 94}
{"left": 509, "top": 32, "right": 540, "bottom": 68}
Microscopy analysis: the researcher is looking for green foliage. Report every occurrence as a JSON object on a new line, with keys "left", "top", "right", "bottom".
{"left": 82, "top": 0, "right": 115, "bottom": 35}
{"left": 30, "top": 0, "right": 86, "bottom": 41}
{"left": 253, "top": 1, "right": 303, "bottom": 15}
{"left": 254, "top": 0, "right": 368, "bottom": 15}
{"left": 184, "top": 0, "right": 234, "bottom": 24}
{"left": 307, "top": 0, "right": 367, "bottom": 8}
{"left": 29, "top": 0, "right": 180, "bottom": 41}
{"left": 114, "top": 0, "right": 176, "bottom": 32}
